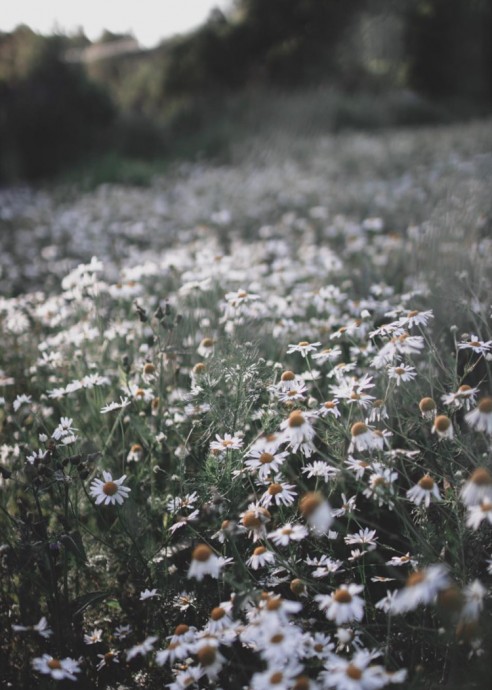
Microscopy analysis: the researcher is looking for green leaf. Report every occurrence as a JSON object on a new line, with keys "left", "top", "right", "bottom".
{"left": 60, "top": 530, "right": 88, "bottom": 565}
{"left": 72, "top": 591, "right": 109, "bottom": 616}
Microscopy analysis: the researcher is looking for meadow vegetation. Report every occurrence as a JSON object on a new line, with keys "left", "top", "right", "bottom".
{"left": 1, "top": 118, "right": 492, "bottom": 688}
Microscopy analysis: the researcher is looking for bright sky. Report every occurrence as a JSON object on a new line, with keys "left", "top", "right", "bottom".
{"left": 1, "top": 0, "right": 232, "bottom": 48}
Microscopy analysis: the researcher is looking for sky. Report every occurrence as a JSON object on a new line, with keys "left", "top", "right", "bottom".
{"left": 1, "top": 0, "right": 232, "bottom": 48}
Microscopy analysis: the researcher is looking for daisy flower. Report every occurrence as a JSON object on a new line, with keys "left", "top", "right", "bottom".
{"left": 315, "top": 584, "right": 365, "bottom": 625}
{"left": 386, "top": 553, "right": 418, "bottom": 568}
{"left": 197, "top": 337, "right": 215, "bottom": 358}
{"left": 247, "top": 545, "right": 276, "bottom": 570}
{"left": 277, "top": 384, "right": 308, "bottom": 403}
{"left": 344, "top": 528, "right": 378, "bottom": 550}
{"left": 465, "top": 397, "right": 492, "bottom": 434}
{"left": 457, "top": 335, "right": 492, "bottom": 355}
{"left": 277, "top": 370, "right": 305, "bottom": 391}
{"left": 187, "top": 544, "right": 224, "bottom": 581}
{"left": 89, "top": 471, "right": 131, "bottom": 506}
{"left": 348, "top": 422, "right": 382, "bottom": 453}
{"left": 368, "top": 399, "right": 388, "bottom": 423}
{"left": 250, "top": 662, "right": 304, "bottom": 690}
{"left": 460, "top": 580, "right": 487, "bottom": 623}
{"left": 441, "top": 384, "right": 479, "bottom": 411}
{"left": 210, "top": 432, "right": 243, "bottom": 454}
{"left": 466, "top": 500, "right": 492, "bottom": 530}
{"left": 308, "top": 555, "right": 344, "bottom": 578}
{"left": 363, "top": 466, "right": 398, "bottom": 508}
{"left": 375, "top": 589, "right": 399, "bottom": 614}
{"left": 299, "top": 491, "right": 333, "bottom": 535}
{"left": 387, "top": 363, "right": 417, "bottom": 386}
{"left": 257, "top": 623, "right": 303, "bottom": 664}
{"left": 286, "top": 341, "right": 321, "bottom": 357}
{"left": 390, "top": 564, "right": 450, "bottom": 614}
{"left": 397, "top": 308, "right": 434, "bottom": 329}
{"left": 431, "top": 415, "right": 454, "bottom": 440}
{"left": 126, "top": 635, "right": 158, "bottom": 660}
{"left": 245, "top": 448, "right": 289, "bottom": 480}
{"left": 206, "top": 601, "right": 235, "bottom": 634}
{"left": 418, "top": 396, "right": 437, "bottom": 419}
{"left": 280, "top": 410, "right": 316, "bottom": 456}
{"left": 84, "top": 628, "right": 103, "bottom": 644}
{"left": 13, "top": 394, "right": 32, "bottom": 412}
{"left": 259, "top": 479, "right": 297, "bottom": 508}
{"left": 12, "top": 616, "right": 53, "bottom": 639}
{"left": 317, "top": 399, "right": 341, "bottom": 418}
{"left": 193, "top": 638, "right": 226, "bottom": 680}
{"left": 126, "top": 443, "right": 144, "bottom": 463}
{"left": 406, "top": 475, "right": 441, "bottom": 507}
{"left": 32, "top": 655, "right": 81, "bottom": 681}
{"left": 330, "top": 493, "right": 357, "bottom": 518}
{"left": 302, "top": 460, "right": 339, "bottom": 482}
{"left": 241, "top": 504, "right": 272, "bottom": 541}
{"left": 140, "top": 588, "right": 159, "bottom": 600}
{"left": 460, "top": 467, "right": 492, "bottom": 506}
{"left": 96, "top": 650, "right": 119, "bottom": 671}
{"left": 268, "top": 523, "right": 308, "bottom": 546}
{"left": 345, "top": 456, "right": 372, "bottom": 479}
{"left": 312, "top": 346, "right": 342, "bottom": 364}
{"left": 322, "top": 649, "right": 401, "bottom": 690}
{"left": 100, "top": 396, "right": 131, "bottom": 414}
{"left": 225, "top": 288, "right": 260, "bottom": 305}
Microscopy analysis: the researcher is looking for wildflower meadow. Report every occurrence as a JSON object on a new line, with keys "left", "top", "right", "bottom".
{"left": 1, "top": 119, "right": 492, "bottom": 689}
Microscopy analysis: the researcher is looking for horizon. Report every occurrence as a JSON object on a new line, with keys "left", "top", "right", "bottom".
{"left": 1, "top": 0, "right": 232, "bottom": 48}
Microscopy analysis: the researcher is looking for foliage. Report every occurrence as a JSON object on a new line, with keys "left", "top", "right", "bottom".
{"left": 0, "top": 30, "right": 115, "bottom": 181}
{"left": 404, "top": 0, "right": 492, "bottom": 104}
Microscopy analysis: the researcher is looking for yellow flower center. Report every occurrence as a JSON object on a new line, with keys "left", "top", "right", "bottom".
{"left": 418, "top": 475, "right": 434, "bottom": 490}
{"left": 434, "top": 415, "right": 451, "bottom": 432}
{"left": 197, "top": 645, "right": 216, "bottom": 666}
{"left": 266, "top": 597, "right": 282, "bottom": 611}
{"left": 478, "top": 397, "right": 492, "bottom": 414}
{"left": 470, "top": 467, "right": 492, "bottom": 486}
{"left": 288, "top": 411, "right": 305, "bottom": 428}
{"left": 210, "top": 607, "right": 226, "bottom": 621}
{"left": 259, "top": 452, "right": 274, "bottom": 464}
{"left": 103, "top": 481, "right": 118, "bottom": 496}
{"left": 290, "top": 578, "right": 305, "bottom": 595}
{"left": 351, "top": 421, "right": 368, "bottom": 436}
{"left": 192, "top": 544, "right": 212, "bottom": 562}
{"left": 419, "top": 397, "right": 436, "bottom": 412}
{"left": 406, "top": 570, "right": 426, "bottom": 587}
{"left": 299, "top": 492, "right": 322, "bottom": 517}
{"left": 174, "top": 624, "right": 189, "bottom": 636}
{"left": 334, "top": 588, "right": 352, "bottom": 604}
{"left": 346, "top": 664, "right": 363, "bottom": 680}
{"left": 47, "top": 659, "right": 62, "bottom": 670}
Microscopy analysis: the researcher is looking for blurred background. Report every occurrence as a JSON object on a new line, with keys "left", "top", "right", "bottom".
{"left": 0, "top": 0, "right": 491, "bottom": 184}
